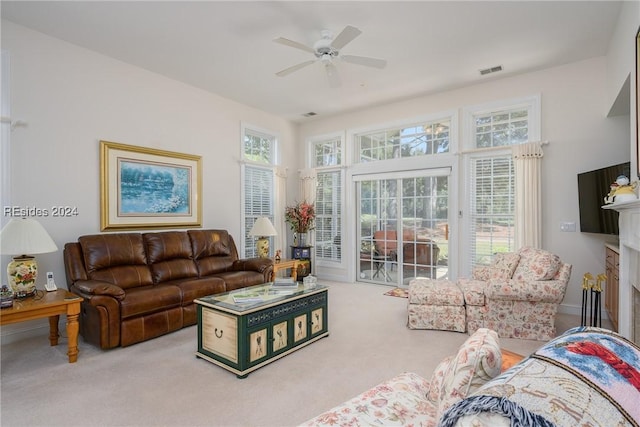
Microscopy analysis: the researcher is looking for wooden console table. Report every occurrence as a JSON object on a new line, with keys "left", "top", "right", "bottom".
{"left": 271, "top": 258, "right": 300, "bottom": 281}
{"left": 0, "top": 289, "right": 83, "bottom": 363}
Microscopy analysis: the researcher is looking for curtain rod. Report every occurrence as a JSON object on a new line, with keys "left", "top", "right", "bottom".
{"left": 456, "top": 140, "right": 549, "bottom": 156}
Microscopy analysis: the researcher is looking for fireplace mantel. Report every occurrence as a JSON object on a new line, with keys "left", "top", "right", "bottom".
{"left": 602, "top": 198, "right": 640, "bottom": 342}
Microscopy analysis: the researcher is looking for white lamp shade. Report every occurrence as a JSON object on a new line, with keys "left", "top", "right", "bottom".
{"left": 248, "top": 217, "right": 277, "bottom": 237}
{"left": 0, "top": 218, "right": 58, "bottom": 256}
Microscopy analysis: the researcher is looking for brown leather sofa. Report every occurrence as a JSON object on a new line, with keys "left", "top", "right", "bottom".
{"left": 64, "top": 229, "right": 273, "bottom": 349}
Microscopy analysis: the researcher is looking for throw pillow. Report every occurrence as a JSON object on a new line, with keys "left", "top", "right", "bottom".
{"left": 435, "top": 328, "right": 502, "bottom": 417}
{"left": 513, "top": 247, "right": 561, "bottom": 281}
{"left": 427, "top": 356, "right": 453, "bottom": 403}
{"left": 488, "top": 253, "right": 520, "bottom": 280}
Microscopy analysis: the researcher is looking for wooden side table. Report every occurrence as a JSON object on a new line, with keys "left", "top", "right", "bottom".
{"left": 271, "top": 258, "right": 300, "bottom": 282}
{"left": 0, "top": 289, "right": 83, "bottom": 363}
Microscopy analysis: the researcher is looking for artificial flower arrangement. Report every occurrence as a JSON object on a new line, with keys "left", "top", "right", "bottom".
{"left": 285, "top": 201, "right": 316, "bottom": 233}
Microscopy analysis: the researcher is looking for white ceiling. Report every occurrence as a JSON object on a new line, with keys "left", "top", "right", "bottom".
{"left": 1, "top": 1, "right": 623, "bottom": 123}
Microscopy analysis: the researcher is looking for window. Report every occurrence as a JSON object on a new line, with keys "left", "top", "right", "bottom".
{"left": 311, "top": 135, "right": 342, "bottom": 263}
{"left": 242, "top": 126, "right": 276, "bottom": 258}
{"left": 469, "top": 156, "right": 515, "bottom": 265}
{"left": 464, "top": 97, "right": 539, "bottom": 270}
{"left": 356, "top": 119, "right": 450, "bottom": 163}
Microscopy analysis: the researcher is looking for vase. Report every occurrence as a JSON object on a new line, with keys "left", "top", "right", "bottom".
{"left": 298, "top": 232, "right": 307, "bottom": 247}
{"left": 7, "top": 256, "right": 38, "bottom": 298}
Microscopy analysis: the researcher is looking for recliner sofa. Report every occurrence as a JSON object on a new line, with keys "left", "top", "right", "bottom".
{"left": 64, "top": 229, "right": 273, "bottom": 348}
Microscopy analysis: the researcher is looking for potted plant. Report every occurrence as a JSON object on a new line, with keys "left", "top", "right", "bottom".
{"left": 285, "top": 201, "right": 316, "bottom": 246}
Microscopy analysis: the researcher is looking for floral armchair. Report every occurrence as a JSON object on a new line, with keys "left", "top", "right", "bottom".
{"left": 458, "top": 247, "right": 572, "bottom": 340}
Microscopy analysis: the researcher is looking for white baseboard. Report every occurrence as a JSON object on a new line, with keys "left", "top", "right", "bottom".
{"left": 558, "top": 302, "right": 609, "bottom": 320}
{"left": 0, "top": 319, "right": 49, "bottom": 345}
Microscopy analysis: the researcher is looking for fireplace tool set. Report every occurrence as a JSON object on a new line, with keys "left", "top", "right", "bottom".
{"left": 581, "top": 272, "right": 606, "bottom": 327}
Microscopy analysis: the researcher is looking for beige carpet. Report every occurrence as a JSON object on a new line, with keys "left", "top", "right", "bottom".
{"left": 0, "top": 281, "right": 594, "bottom": 427}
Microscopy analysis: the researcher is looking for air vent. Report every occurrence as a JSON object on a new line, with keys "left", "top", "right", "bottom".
{"left": 479, "top": 65, "right": 503, "bottom": 76}
{"left": 302, "top": 112, "right": 317, "bottom": 117}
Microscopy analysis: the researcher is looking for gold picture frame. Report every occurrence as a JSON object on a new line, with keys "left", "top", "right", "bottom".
{"left": 100, "top": 140, "right": 202, "bottom": 231}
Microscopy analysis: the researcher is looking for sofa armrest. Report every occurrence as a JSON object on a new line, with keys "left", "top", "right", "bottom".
{"left": 72, "top": 280, "right": 126, "bottom": 300}
{"left": 232, "top": 257, "right": 273, "bottom": 274}
{"left": 485, "top": 279, "right": 567, "bottom": 303}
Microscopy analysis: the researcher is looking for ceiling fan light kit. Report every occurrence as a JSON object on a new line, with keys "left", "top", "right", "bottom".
{"left": 274, "top": 25, "right": 387, "bottom": 87}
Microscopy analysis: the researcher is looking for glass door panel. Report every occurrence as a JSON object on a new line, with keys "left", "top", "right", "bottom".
{"left": 357, "top": 173, "right": 448, "bottom": 286}
{"left": 358, "top": 179, "right": 398, "bottom": 284}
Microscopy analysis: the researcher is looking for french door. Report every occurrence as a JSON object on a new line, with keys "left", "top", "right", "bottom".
{"left": 355, "top": 170, "right": 449, "bottom": 287}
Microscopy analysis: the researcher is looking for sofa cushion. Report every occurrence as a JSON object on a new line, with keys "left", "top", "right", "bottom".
{"left": 80, "top": 233, "right": 147, "bottom": 271}
{"left": 513, "top": 247, "right": 561, "bottom": 281}
{"left": 435, "top": 328, "right": 502, "bottom": 417}
{"left": 143, "top": 231, "right": 198, "bottom": 283}
{"left": 489, "top": 252, "right": 520, "bottom": 280}
{"left": 119, "top": 284, "right": 182, "bottom": 319}
{"left": 79, "top": 234, "right": 153, "bottom": 289}
{"left": 189, "top": 230, "right": 236, "bottom": 276}
{"left": 170, "top": 276, "right": 226, "bottom": 305}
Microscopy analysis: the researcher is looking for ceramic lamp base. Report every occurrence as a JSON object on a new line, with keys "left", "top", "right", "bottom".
{"left": 256, "top": 237, "right": 270, "bottom": 258}
{"left": 7, "top": 256, "right": 38, "bottom": 298}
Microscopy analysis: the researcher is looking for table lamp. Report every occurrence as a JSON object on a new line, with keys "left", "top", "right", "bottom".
{"left": 248, "top": 217, "right": 277, "bottom": 258}
{"left": 0, "top": 218, "right": 58, "bottom": 298}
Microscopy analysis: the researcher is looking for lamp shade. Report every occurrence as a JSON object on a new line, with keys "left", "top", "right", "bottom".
{"left": 248, "top": 217, "right": 277, "bottom": 237}
{"left": 0, "top": 218, "right": 58, "bottom": 255}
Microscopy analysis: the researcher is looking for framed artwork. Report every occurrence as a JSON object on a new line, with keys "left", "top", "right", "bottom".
{"left": 100, "top": 140, "right": 202, "bottom": 230}
{"left": 294, "top": 314, "right": 307, "bottom": 343}
{"left": 249, "top": 329, "right": 267, "bottom": 363}
{"left": 272, "top": 321, "right": 288, "bottom": 352}
{"left": 311, "top": 308, "right": 323, "bottom": 334}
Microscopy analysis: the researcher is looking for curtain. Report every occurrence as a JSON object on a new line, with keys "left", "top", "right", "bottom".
{"left": 513, "top": 141, "right": 544, "bottom": 249}
{"left": 299, "top": 168, "right": 317, "bottom": 204}
{"left": 275, "top": 166, "right": 288, "bottom": 253}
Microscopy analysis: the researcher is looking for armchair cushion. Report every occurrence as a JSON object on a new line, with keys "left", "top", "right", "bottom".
{"left": 489, "top": 253, "right": 520, "bottom": 280}
{"left": 513, "top": 247, "right": 561, "bottom": 281}
{"left": 486, "top": 278, "right": 568, "bottom": 304}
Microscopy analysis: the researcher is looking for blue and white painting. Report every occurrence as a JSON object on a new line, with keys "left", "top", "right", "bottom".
{"left": 118, "top": 159, "right": 191, "bottom": 215}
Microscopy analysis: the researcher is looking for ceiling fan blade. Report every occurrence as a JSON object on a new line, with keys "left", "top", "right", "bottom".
{"left": 341, "top": 55, "right": 387, "bottom": 69}
{"left": 275, "top": 60, "right": 316, "bottom": 77}
{"left": 273, "top": 37, "right": 316, "bottom": 54}
{"left": 331, "top": 25, "right": 362, "bottom": 50}
{"left": 324, "top": 62, "right": 341, "bottom": 88}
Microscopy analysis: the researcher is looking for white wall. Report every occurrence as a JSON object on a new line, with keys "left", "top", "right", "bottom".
{"left": 1, "top": 21, "right": 298, "bottom": 340}
{"left": 298, "top": 56, "right": 630, "bottom": 316}
{"left": 606, "top": 0, "right": 639, "bottom": 179}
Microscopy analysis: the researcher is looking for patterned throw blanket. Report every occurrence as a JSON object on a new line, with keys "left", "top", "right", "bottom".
{"left": 439, "top": 327, "right": 640, "bottom": 427}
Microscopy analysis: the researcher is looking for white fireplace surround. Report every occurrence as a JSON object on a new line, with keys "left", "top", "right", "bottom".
{"left": 603, "top": 199, "right": 640, "bottom": 343}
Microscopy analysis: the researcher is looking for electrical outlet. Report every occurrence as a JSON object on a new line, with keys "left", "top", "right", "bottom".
{"left": 560, "top": 222, "right": 576, "bottom": 232}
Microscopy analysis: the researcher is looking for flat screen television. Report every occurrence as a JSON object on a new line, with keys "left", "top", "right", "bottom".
{"left": 577, "top": 162, "right": 631, "bottom": 235}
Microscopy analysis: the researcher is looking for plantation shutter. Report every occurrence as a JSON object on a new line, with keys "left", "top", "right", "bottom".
{"left": 244, "top": 165, "right": 274, "bottom": 258}
{"left": 315, "top": 170, "right": 342, "bottom": 261}
{"left": 468, "top": 156, "right": 515, "bottom": 267}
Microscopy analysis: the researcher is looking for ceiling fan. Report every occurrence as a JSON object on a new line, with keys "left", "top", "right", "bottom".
{"left": 273, "top": 25, "right": 387, "bottom": 88}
